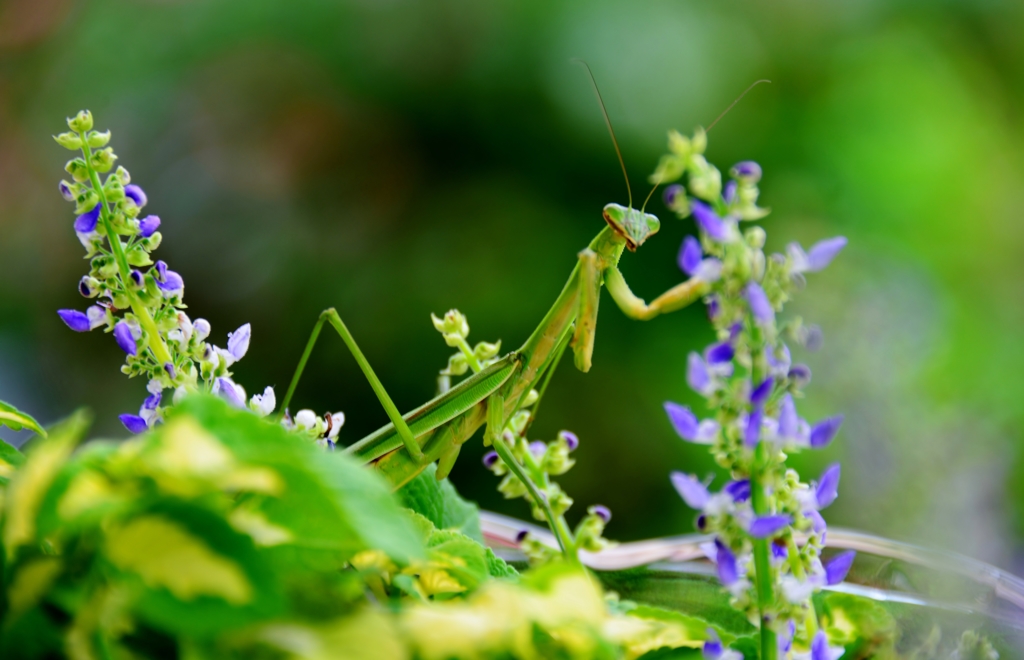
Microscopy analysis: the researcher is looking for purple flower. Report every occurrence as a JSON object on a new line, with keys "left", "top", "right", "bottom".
{"left": 767, "top": 344, "right": 792, "bottom": 378}
{"left": 679, "top": 236, "right": 703, "bottom": 276}
{"left": 528, "top": 441, "right": 546, "bottom": 459}
{"left": 815, "top": 463, "right": 841, "bottom": 509}
{"left": 798, "top": 324, "right": 824, "bottom": 351}
{"left": 778, "top": 394, "right": 799, "bottom": 438}
{"left": 703, "top": 629, "right": 724, "bottom": 660}
{"left": 153, "top": 261, "right": 185, "bottom": 297}
{"left": 227, "top": 323, "right": 251, "bottom": 361}
{"left": 113, "top": 321, "right": 137, "bottom": 355}
{"left": 691, "top": 201, "right": 729, "bottom": 242}
{"left": 687, "top": 352, "right": 711, "bottom": 395}
{"left": 142, "top": 392, "right": 161, "bottom": 411}
{"left": 748, "top": 515, "right": 792, "bottom": 538}
{"left": 750, "top": 377, "right": 774, "bottom": 407}
{"left": 59, "top": 181, "right": 74, "bottom": 201}
{"left": 788, "top": 237, "right": 847, "bottom": 273}
{"left": 124, "top": 184, "right": 148, "bottom": 209}
{"left": 58, "top": 309, "right": 91, "bottom": 332}
{"left": 671, "top": 472, "right": 710, "bottom": 509}
{"left": 789, "top": 364, "right": 812, "bottom": 386}
{"left": 706, "top": 342, "right": 734, "bottom": 365}
{"left": 744, "top": 407, "right": 763, "bottom": 447}
{"left": 74, "top": 204, "right": 101, "bottom": 233}
{"left": 810, "top": 415, "right": 844, "bottom": 449}
{"left": 130, "top": 269, "right": 144, "bottom": 287}
{"left": 722, "top": 180, "right": 738, "bottom": 205}
{"left": 663, "top": 184, "right": 685, "bottom": 209}
{"left": 731, "top": 161, "right": 762, "bottom": 183}
{"left": 515, "top": 529, "right": 529, "bottom": 543}
{"left": 745, "top": 282, "right": 774, "bottom": 325}
{"left": 714, "top": 538, "right": 739, "bottom": 585}
{"left": 824, "top": 550, "right": 856, "bottom": 585}
{"left": 664, "top": 402, "right": 718, "bottom": 444}
{"left": 771, "top": 540, "right": 788, "bottom": 560}
{"left": 706, "top": 295, "right": 721, "bottom": 320}
{"left": 778, "top": 620, "right": 796, "bottom": 655}
{"left": 482, "top": 451, "right": 499, "bottom": 468}
{"left": 810, "top": 630, "right": 845, "bottom": 660}
{"left": 806, "top": 509, "right": 827, "bottom": 535}
{"left": 119, "top": 414, "right": 148, "bottom": 434}
{"left": 559, "top": 430, "right": 579, "bottom": 451}
{"left": 138, "top": 215, "right": 161, "bottom": 238}
{"left": 723, "top": 479, "right": 750, "bottom": 502}
{"left": 592, "top": 505, "right": 611, "bottom": 523}
{"left": 214, "top": 377, "right": 246, "bottom": 409}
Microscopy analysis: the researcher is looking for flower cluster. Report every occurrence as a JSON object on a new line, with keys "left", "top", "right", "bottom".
{"left": 432, "top": 309, "right": 611, "bottom": 561}
{"left": 52, "top": 111, "right": 325, "bottom": 436}
{"left": 655, "top": 129, "right": 853, "bottom": 658}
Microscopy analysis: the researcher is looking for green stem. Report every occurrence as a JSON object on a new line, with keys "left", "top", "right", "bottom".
{"left": 80, "top": 140, "right": 174, "bottom": 368}
{"left": 521, "top": 448, "right": 577, "bottom": 559}
{"left": 749, "top": 318, "right": 777, "bottom": 660}
{"left": 454, "top": 337, "right": 483, "bottom": 372}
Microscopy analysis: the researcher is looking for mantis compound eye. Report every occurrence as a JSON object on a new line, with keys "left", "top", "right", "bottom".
{"left": 644, "top": 212, "right": 660, "bottom": 235}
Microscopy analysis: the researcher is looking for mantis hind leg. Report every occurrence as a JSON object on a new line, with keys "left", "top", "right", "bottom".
{"left": 282, "top": 308, "right": 424, "bottom": 462}
{"left": 571, "top": 248, "right": 603, "bottom": 373}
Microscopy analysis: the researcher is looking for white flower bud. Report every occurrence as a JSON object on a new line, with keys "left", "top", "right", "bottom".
{"left": 193, "top": 318, "right": 211, "bottom": 342}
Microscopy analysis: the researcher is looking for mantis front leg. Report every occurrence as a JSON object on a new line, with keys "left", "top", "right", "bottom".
{"left": 603, "top": 265, "right": 709, "bottom": 321}
{"left": 281, "top": 308, "right": 425, "bottom": 463}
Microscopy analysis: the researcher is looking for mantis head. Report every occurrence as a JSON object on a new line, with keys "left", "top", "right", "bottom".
{"left": 603, "top": 203, "right": 661, "bottom": 251}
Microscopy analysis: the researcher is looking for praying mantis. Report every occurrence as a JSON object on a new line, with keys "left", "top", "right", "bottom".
{"left": 279, "top": 68, "right": 749, "bottom": 510}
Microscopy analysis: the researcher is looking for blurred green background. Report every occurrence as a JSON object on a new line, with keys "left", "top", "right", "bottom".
{"left": 2, "top": 0, "right": 1023, "bottom": 570}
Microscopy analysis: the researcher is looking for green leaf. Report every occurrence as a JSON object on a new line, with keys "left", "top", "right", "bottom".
{"left": 0, "top": 400, "right": 46, "bottom": 438}
{"left": 396, "top": 463, "right": 483, "bottom": 542}
{"left": 816, "top": 591, "right": 898, "bottom": 659}
{"left": 484, "top": 547, "right": 518, "bottom": 579}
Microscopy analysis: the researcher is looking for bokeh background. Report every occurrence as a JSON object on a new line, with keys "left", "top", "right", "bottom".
{"left": 2, "top": 0, "right": 1023, "bottom": 572}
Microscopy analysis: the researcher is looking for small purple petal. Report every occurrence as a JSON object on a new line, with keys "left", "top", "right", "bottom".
{"left": 706, "top": 295, "right": 721, "bottom": 320}
{"left": 745, "top": 282, "right": 774, "bottom": 325}
{"left": 528, "top": 441, "right": 546, "bottom": 459}
{"left": 789, "top": 364, "right": 812, "bottom": 386}
{"left": 515, "top": 529, "right": 529, "bottom": 543}
{"left": 703, "top": 629, "right": 724, "bottom": 660}
{"left": 142, "top": 393, "right": 161, "bottom": 411}
{"left": 124, "top": 184, "right": 148, "bottom": 209}
{"left": 687, "top": 352, "right": 711, "bottom": 394}
{"left": 156, "top": 270, "right": 184, "bottom": 296}
{"left": 665, "top": 402, "right": 699, "bottom": 441}
{"left": 724, "top": 479, "right": 751, "bottom": 503}
{"left": 722, "top": 180, "right": 738, "bottom": 204}
{"left": 801, "top": 325, "right": 824, "bottom": 351}
{"left": 592, "top": 505, "right": 611, "bottom": 523}
{"left": 732, "top": 161, "right": 762, "bottom": 182}
{"left": 691, "top": 200, "right": 728, "bottom": 241}
{"left": 714, "top": 539, "right": 738, "bottom": 585}
{"left": 679, "top": 236, "right": 703, "bottom": 276}
{"left": 154, "top": 260, "right": 169, "bottom": 280}
{"left": 810, "top": 415, "right": 844, "bottom": 449}
{"left": 816, "top": 463, "right": 841, "bottom": 509}
{"left": 696, "top": 514, "right": 707, "bottom": 531}
{"left": 130, "top": 270, "right": 143, "bottom": 287}
{"left": 59, "top": 181, "right": 74, "bottom": 201}
{"left": 663, "top": 184, "right": 685, "bottom": 209}
{"left": 806, "top": 509, "right": 827, "bottom": 534}
{"left": 119, "top": 414, "right": 149, "bottom": 434}
{"left": 560, "top": 430, "right": 579, "bottom": 451}
{"left": 705, "top": 342, "right": 734, "bottom": 365}
{"left": 113, "top": 321, "right": 138, "bottom": 355}
{"left": 138, "top": 215, "right": 161, "bottom": 238}
{"left": 750, "top": 377, "right": 774, "bottom": 407}
{"left": 74, "top": 205, "right": 101, "bottom": 233}
{"left": 164, "top": 363, "right": 176, "bottom": 379}
{"left": 778, "top": 620, "right": 796, "bottom": 655}
{"left": 58, "top": 309, "right": 91, "bottom": 332}
{"left": 825, "top": 550, "right": 856, "bottom": 585}
{"left": 227, "top": 323, "right": 251, "bottom": 361}
{"left": 744, "top": 407, "right": 763, "bottom": 447}
{"left": 86, "top": 305, "right": 106, "bottom": 329}
{"left": 806, "top": 237, "right": 847, "bottom": 272}
{"left": 771, "top": 540, "right": 788, "bottom": 560}
{"left": 749, "top": 515, "right": 792, "bottom": 538}
{"left": 671, "top": 472, "right": 710, "bottom": 509}
{"left": 215, "top": 377, "right": 246, "bottom": 409}
{"left": 811, "top": 631, "right": 839, "bottom": 660}
{"left": 778, "top": 394, "right": 799, "bottom": 438}
{"left": 482, "top": 451, "right": 499, "bottom": 468}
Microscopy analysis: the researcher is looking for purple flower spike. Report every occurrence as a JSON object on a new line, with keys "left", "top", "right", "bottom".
{"left": 687, "top": 352, "right": 712, "bottom": 395}
{"left": 227, "top": 323, "right": 251, "bottom": 361}
{"left": 744, "top": 407, "right": 763, "bottom": 447}
{"left": 124, "top": 184, "right": 148, "bottom": 209}
{"left": 671, "top": 472, "right": 710, "bottom": 509}
{"left": 825, "top": 550, "right": 856, "bottom": 585}
{"left": 560, "top": 431, "right": 579, "bottom": 451}
{"left": 748, "top": 515, "right": 792, "bottom": 538}
{"left": 724, "top": 479, "right": 751, "bottom": 502}
{"left": 816, "top": 463, "right": 841, "bottom": 509}
{"left": 138, "top": 215, "right": 161, "bottom": 238}
{"left": 74, "top": 204, "right": 101, "bottom": 233}
{"left": 113, "top": 321, "right": 137, "bottom": 355}
{"left": 679, "top": 236, "right": 703, "bottom": 276}
{"left": 810, "top": 415, "right": 844, "bottom": 448}
{"left": 691, "top": 201, "right": 729, "bottom": 242}
{"left": 750, "top": 377, "right": 774, "bottom": 406}
{"left": 705, "top": 342, "right": 734, "bottom": 365}
{"left": 592, "top": 505, "right": 611, "bottom": 523}
{"left": 806, "top": 237, "right": 847, "bottom": 271}
{"left": 59, "top": 181, "right": 74, "bottom": 201}
{"left": 119, "top": 414, "right": 149, "bottom": 434}
{"left": 714, "top": 539, "right": 739, "bottom": 585}
{"left": 58, "top": 309, "right": 91, "bottom": 332}
{"left": 745, "top": 282, "right": 774, "bottom": 325}
{"left": 482, "top": 451, "right": 499, "bottom": 469}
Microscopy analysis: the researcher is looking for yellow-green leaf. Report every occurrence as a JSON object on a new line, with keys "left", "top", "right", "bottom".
{"left": 0, "top": 399, "right": 46, "bottom": 437}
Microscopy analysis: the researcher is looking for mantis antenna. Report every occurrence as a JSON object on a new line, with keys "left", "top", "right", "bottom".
{"left": 574, "top": 59, "right": 632, "bottom": 209}
{"left": 639, "top": 78, "right": 772, "bottom": 210}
